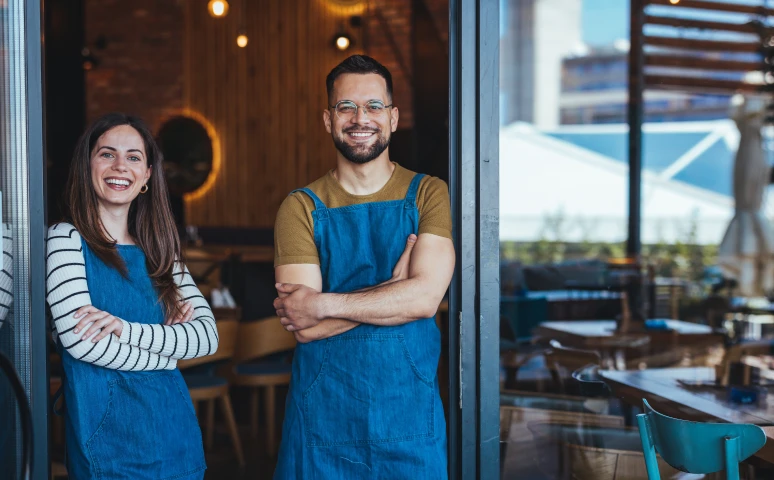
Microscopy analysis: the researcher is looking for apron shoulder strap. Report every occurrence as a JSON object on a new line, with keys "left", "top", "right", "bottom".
{"left": 404, "top": 174, "right": 425, "bottom": 209}
{"left": 290, "top": 188, "right": 327, "bottom": 212}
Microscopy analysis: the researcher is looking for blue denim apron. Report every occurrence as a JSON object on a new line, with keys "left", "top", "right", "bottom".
{"left": 60, "top": 242, "right": 205, "bottom": 480}
{"left": 274, "top": 174, "right": 448, "bottom": 479}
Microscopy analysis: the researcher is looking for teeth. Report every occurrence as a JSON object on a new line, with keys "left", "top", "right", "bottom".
{"left": 106, "top": 179, "right": 130, "bottom": 186}
{"left": 350, "top": 132, "right": 374, "bottom": 137}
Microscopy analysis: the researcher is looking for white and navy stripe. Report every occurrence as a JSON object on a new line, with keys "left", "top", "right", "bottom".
{"left": 0, "top": 224, "right": 12, "bottom": 329}
{"left": 46, "top": 223, "right": 218, "bottom": 371}
{"left": 117, "top": 264, "right": 219, "bottom": 359}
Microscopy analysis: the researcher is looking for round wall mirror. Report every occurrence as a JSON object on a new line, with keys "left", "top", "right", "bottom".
{"left": 157, "top": 116, "right": 214, "bottom": 196}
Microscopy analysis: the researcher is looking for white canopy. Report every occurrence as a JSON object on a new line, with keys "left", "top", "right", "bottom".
{"left": 500, "top": 123, "right": 735, "bottom": 244}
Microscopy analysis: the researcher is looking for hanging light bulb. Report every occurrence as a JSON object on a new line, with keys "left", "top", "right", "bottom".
{"left": 207, "top": 0, "right": 229, "bottom": 18}
{"left": 334, "top": 33, "right": 351, "bottom": 51}
{"left": 669, "top": 0, "right": 680, "bottom": 4}
{"left": 236, "top": 33, "right": 248, "bottom": 48}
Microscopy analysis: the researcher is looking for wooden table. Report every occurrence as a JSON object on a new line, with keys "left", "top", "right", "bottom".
{"left": 536, "top": 320, "right": 723, "bottom": 369}
{"left": 536, "top": 320, "right": 717, "bottom": 347}
{"left": 601, "top": 367, "right": 774, "bottom": 463}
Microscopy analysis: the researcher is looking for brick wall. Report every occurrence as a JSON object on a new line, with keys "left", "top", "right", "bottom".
{"left": 82, "top": 0, "right": 451, "bottom": 226}
{"left": 84, "top": 0, "right": 184, "bottom": 131}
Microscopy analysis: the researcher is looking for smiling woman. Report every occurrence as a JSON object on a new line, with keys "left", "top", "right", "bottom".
{"left": 46, "top": 113, "right": 217, "bottom": 479}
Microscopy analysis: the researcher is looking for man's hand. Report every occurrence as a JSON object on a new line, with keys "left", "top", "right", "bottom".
{"left": 387, "top": 234, "right": 416, "bottom": 284}
{"left": 274, "top": 234, "right": 417, "bottom": 333}
{"left": 274, "top": 283, "right": 325, "bottom": 332}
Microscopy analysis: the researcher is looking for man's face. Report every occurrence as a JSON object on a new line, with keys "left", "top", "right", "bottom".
{"left": 324, "top": 73, "right": 399, "bottom": 165}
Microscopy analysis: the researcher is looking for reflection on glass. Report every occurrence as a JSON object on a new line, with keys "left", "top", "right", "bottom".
{"left": 1, "top": 0, "right": 34, "bottom": 477}
{"left": 499, "top": 0, "right": 774, "bottom": 478}
{"left": 1, "top": 224, "right": 10, "bottom": 330}
{"left": 0, "top": 224, "right": 13, "bottom": 479}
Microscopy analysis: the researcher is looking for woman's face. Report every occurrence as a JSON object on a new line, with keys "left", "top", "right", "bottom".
{"left": 90, "top": 125, "right": 152, "bottom": 210}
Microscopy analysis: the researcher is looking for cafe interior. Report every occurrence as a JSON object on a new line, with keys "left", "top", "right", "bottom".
{"left": 23, "top": 0, "right": 774, "bottom": 478}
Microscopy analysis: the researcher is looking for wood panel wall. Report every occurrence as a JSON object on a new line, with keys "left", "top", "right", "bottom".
{"left": 183, "top": 0, "right": 373, "bottom": 228}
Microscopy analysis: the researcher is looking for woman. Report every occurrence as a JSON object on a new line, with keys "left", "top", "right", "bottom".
{"left": 46, "top": 113, "right": 218, "bottom": 479}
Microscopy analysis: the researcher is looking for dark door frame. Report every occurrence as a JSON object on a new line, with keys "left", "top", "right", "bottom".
{"left": 26, "top": 0, "right": 50, "bottom": 478}
{"left": 448, "top": 0, "right": 500, "bottom": 478}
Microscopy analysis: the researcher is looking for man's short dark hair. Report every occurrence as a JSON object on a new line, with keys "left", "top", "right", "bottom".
{"left": 326, "top": 55, "right": 393, "bottom": 103}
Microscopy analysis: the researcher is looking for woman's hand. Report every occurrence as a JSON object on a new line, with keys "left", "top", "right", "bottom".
{"left": 73, "top": 306, "right": 123, "bottom": 343}
{"left": 165, "top": 301, "right": 194, "bottom": 325}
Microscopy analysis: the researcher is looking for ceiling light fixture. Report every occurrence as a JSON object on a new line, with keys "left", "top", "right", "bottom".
{"left": 237, "top": 32, "right": 248, "bottom": 48}
{"left": 208, "top": 0, "right": 229, "bottom": 18}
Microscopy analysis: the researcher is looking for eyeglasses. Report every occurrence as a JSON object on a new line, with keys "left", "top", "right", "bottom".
{"left": 329, "top": 100, "right": 393, "bottom": 121}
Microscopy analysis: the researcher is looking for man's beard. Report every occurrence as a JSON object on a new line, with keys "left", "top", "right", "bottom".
{"left": 333, "top": 128, "right": 391, "bottom": 165}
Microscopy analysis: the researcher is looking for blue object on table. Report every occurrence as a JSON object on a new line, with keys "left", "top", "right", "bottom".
{"left": 636, "top": 398, "right": 766, "bottom": 480}
{"left": 728, "top": 386, "right": 761, "bottom": 405}
{"left": 644, "top": 319, "right": 670, "bottom": 331}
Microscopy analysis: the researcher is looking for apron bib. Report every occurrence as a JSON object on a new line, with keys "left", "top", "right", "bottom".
{"left": 61, "top": 242, "right": 205, "bottom": 480}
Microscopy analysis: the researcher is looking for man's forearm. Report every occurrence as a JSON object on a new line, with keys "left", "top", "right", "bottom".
{"left": 291, "top": 277, "right": 405, "bottom": 343}
{"left": 286, "top": 273, "right": 402, "bottom": 343}
{"left": 319, "top": 276, "right": 441, "bottom": 326}
{"left": 294, "top": 276, "right": 439, "bottom": 342}
{"left": 293, "top": 318, "right": 358, "bottom": 343}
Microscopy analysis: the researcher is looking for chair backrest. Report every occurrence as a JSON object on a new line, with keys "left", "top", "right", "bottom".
{"left": 716, "top": 342, "right": 766, "bottom": 387}
{"left": 546, "top": 340, "right": 601, "bottom": 372}
{"left": 636, "top": 398, "right": 766, "bottom": 479}
{"left": 545, "top": 340, "right": 600, "bottom": 393}
{"left": 571, "top": 364, "right": 611, "bottom": 398}
{"left": 234, "top": 316, "right": 297, "bottom": 363}
{"left": 178, "top": 319, "right": 239, "bottom": 370}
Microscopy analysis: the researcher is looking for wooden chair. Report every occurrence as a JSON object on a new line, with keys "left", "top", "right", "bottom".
{"left": 715, "top": 342, "right": 771, "bottom": 387}
{"left": 637, "top": 399, "right": 766, "bottom": 480}
{"left": 501, "top": 404, "right": 626, "bottom": 479}
{"left": 228, "top": 316, "right": 296, "bottom": 455}
{"left": 179, "top": 319, "right": 244, "bottom": 467}
{"left": 525, "top": 417, "right": 714, "bottom": 480}
{"left": 545, "top": 340, "right": 601, "bottom": 393}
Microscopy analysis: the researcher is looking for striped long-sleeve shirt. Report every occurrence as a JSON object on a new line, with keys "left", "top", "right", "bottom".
{"left": 0, "top": 224, "right": 12, "bottom": 328}
{"left": 46, "top": 223, "right": 218, "bottom": 371}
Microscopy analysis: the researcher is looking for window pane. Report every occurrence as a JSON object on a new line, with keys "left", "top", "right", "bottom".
{"left": 1, "top": 0, "right": 42, "bottom": 477}
{"left": 499, "top": 0, "right": 774, "bottom": 478}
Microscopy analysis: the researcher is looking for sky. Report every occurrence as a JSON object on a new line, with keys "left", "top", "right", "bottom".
{"left": 580, "top": 0, "right": 772, "bottom": 46}
{"left": 582, "top": 0, "right": 628, "bottom": 46}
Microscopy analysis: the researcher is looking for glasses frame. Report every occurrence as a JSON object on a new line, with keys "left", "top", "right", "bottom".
{"left": 328, "top": 100, "right": 394, "bottom": 120}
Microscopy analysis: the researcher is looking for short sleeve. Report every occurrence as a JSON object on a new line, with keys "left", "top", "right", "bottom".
{"left": 417, "top": 177, "right": 453, "bottom": 240}
{"left": 274, "top": 192, "right": 320, "bottom": 267}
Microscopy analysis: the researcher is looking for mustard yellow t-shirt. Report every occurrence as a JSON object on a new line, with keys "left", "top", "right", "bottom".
{"left": 274, "top": 163, "right": 452, "bottom": 267}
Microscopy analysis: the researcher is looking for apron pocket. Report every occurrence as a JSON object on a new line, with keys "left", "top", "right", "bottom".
{"left": 86, "top": 372, "right": 205, "bottom": 480}
{"left": 303, "top": 334, "right": 435, "bottom": 447}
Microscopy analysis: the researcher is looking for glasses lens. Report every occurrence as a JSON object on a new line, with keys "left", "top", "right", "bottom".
{"left": 335, "top": 102, "right": 357, "bottom": 119}
{"left": 365, "top": 101, "right": 386, "bottom": 115}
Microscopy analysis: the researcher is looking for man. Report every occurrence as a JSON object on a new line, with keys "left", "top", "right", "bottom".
{"left": 272, "top": 55, "right": 455, "bottom": 479}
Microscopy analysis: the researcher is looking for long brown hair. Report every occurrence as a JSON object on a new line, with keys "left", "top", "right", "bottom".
{"left": 65, "top": 112, "right": 183, "bottom": 318}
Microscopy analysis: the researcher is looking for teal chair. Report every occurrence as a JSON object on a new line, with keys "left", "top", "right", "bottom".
{"left": 636, "top": 399, "right": 766, "bottom": 480}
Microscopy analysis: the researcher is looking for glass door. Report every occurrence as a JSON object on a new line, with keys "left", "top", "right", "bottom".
{"left": 1, "top": 0, "right": 49, "bottom": 478}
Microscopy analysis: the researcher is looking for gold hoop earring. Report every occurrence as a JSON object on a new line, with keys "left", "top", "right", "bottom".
{"left": 140, "top": 184, "right": 149, "bottom": 194}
